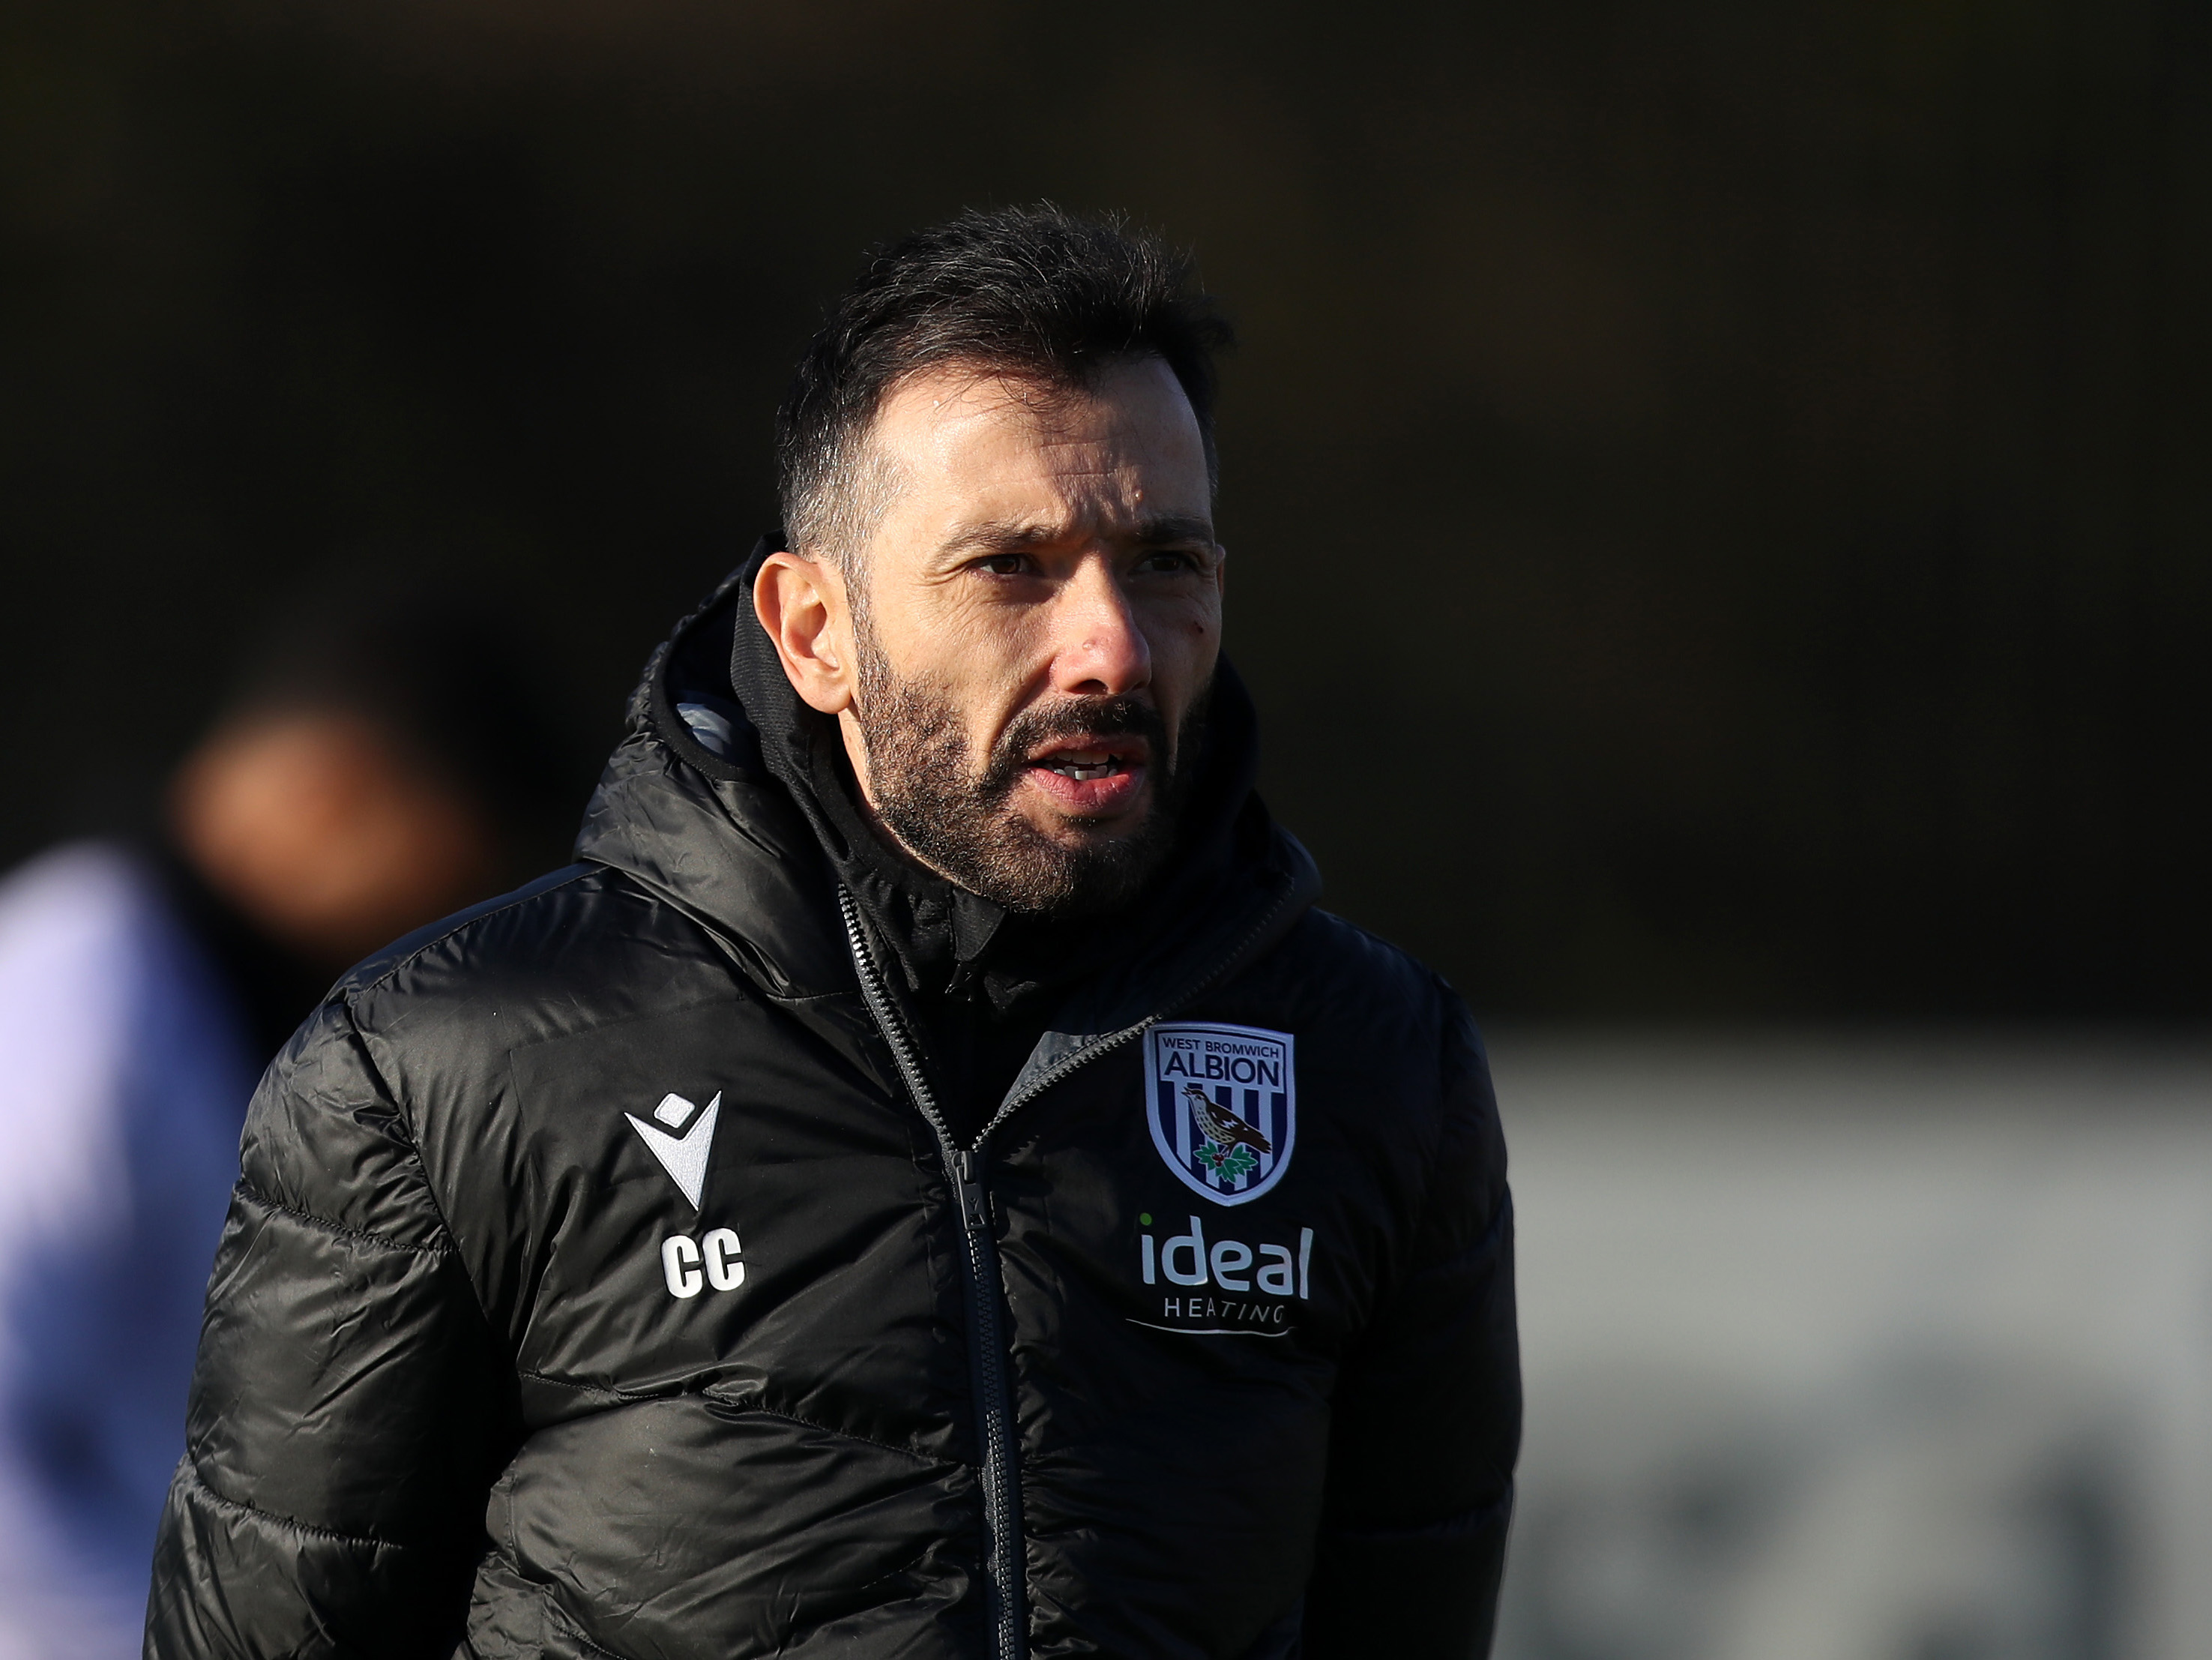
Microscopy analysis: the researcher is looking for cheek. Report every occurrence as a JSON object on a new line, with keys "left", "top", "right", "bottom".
{"left": 1154, "top": 598, "right": 1220, "bottom": 669}
{"left": 880, "top": 601, "right": 1023, "bottom": 684}
{"left": 881, "top": 609, "right": 1048, "bottom": 743}
{"left": 934, "top": 610, "right": 1054, "bottom": 702}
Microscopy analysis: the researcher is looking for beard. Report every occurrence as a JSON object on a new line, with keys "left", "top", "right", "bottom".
{"left": 849, "top": 618, "right": 1208, "bottom": 917}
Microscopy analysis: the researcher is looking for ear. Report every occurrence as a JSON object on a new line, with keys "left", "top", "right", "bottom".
{"left": 753, "top": 551, "right": 856, "bottom": 716}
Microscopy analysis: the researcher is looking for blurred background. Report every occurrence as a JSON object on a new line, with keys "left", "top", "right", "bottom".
{"left": 0, "top": 0, "right": 2206, "bottom": 1653}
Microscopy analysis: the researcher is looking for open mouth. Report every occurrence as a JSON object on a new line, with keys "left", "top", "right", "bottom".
{"left": 1039, "top": 748, "right": 1134, "bottom": 782}
{"left": 1022, "top": 736, "right": 1151, "bottom": 814}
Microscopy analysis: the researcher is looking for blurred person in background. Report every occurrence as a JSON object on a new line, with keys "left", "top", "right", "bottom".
{"left": 0, "top": 585, "right": 578, "bottom": 1658}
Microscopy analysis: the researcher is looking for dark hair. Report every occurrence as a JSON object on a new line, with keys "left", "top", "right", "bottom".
{"left": 774, "top": 204, "right": 1234, "bottom": 566}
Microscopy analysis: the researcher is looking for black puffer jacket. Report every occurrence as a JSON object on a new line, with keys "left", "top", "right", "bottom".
{"left": 145, "top": 569, "right": 1520, "bottom": 1660}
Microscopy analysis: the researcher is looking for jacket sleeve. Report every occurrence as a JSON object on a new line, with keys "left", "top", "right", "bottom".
{"left": 145, "top": 996, "right": 511, "bottom": 1659}
{"left": 1301, "top": 999, "right": 1521, "bottom": 1659}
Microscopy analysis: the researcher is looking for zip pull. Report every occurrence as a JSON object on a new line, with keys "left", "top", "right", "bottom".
{"left": 955, "top": 1149, "right": 992, "bottom": 1233}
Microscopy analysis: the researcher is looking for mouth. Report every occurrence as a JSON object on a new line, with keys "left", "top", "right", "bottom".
{"left": 1038, "top": 748, "right": 1133, "bottom": 781}
{"left": 1021, "top": 736, "right": 1151, "bottom": 817}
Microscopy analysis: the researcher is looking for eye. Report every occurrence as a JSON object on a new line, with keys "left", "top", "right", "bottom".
{"left": 1137, "top": 549, "right": 1203, "bottom": 575}
{"left": 973, "top": 553, "right": 1033, "bottom": 577}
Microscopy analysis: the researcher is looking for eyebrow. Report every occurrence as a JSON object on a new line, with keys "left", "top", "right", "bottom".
{"left": 937, "top": 513, "right": 1217, "bottom": 560}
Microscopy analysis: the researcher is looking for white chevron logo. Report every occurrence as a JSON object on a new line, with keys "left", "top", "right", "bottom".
{"left": 624, "top": 1091, "right": 721, "bottom": 1209}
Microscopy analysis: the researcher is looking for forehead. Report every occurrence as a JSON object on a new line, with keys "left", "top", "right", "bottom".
{"left": 864, "top": 357, "right": 1211, "bottom": 544}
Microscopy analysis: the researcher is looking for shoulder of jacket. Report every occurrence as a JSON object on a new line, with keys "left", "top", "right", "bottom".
{"left": 328, "top": 861, "right": 756, "bottom": 1090}
{"left": 337, "top": 860, "right": 751, "bottom": 1011}
{"left": 333, "top": 862, "right": 611, "bottom": 999}
{"left": 1274, "top": 906, "right": 1459, "bottom": 1013}
{"left": 1263, "top": 907, "right": 1491, "bottom": 1132}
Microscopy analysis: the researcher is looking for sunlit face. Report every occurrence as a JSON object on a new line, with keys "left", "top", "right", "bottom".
{"left": 755, "top": 355, "right": 1226, "bottom": 912}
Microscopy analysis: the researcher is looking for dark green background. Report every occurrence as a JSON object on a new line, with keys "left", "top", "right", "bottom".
{"left": 4, "top": 0, "right": 2206, "bottom": 1019}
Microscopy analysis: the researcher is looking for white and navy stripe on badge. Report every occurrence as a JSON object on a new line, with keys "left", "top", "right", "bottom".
{"left": 1142, "top": 1021, "right": 1297, "bottom": 1206}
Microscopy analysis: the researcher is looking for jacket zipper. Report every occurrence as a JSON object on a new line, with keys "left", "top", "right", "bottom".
{"left": 838, "top": 890, "right": 1025, "bottom": 1660}
{"left": 836, "top": 873, "right": 1301, "bottom": 1660}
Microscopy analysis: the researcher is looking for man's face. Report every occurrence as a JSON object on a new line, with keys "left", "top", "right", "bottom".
{"left": 760, "top": 355, "right": 1226, "bottom": 913}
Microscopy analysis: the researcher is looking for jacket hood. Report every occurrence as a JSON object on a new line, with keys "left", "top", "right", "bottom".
{"left": 571, "top": 559, "right": 856, "bottom": 1002}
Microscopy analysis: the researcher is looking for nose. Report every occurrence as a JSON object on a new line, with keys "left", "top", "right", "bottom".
{"left": 1048, "top": 557, "right": 1152, "bottom": 698}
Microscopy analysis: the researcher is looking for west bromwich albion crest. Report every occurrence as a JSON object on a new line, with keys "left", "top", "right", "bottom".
{"left": 1143, "top": 1023, "right": 1296, "bottom": 1206}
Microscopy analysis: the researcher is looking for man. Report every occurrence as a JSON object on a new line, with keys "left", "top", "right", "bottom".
{"left": 0, "top": 589, "right": 570, "bottom": 1658}
{"left": 147, "top": 207, "right": 1519, "bottom": 1660}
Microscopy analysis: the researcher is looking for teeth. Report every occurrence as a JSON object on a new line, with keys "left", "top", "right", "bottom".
{"left": 1045, "top": 757, "right": 1120, "bottom": 781}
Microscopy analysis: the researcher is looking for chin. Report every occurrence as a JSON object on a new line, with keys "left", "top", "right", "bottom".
{"left": 1014, "top": 786, "right": 1153, "bottom": 838}
{"left": 1024, "top": 810, "right": 1148, "bottom": 847}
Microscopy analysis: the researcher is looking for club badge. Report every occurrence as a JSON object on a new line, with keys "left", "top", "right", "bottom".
{"left": 1142, "top": 1022, "right": 1296, "bottom": 1206}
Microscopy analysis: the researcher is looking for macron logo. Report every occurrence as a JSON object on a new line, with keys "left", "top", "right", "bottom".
{"left": 624, "top": 1091, "right": 721, "bottom": 1209}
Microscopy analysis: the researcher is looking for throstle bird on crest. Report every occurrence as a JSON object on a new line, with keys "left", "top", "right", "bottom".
{"left": 1184, "top": 1082, "right": 1274, "bottom": 1156}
